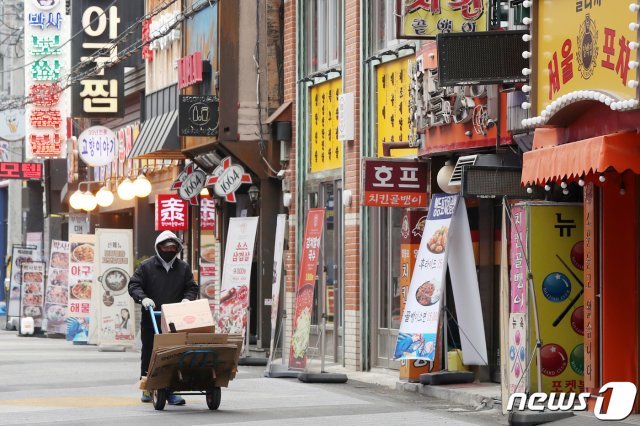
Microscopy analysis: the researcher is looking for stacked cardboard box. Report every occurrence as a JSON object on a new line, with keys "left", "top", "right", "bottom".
{"left": 140, "top": 300, "right": 242, "bottom": 392}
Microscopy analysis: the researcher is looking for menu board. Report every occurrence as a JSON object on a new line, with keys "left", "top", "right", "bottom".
{"left": 7, "top": 246, "right": 40, "bottom": 318}
{"left": 21, "top": 262, "right": 46, "bottom": 328}
{"left": 44, "top": 240, "right": 70, "bottom": 334}
{"left": 67, "top": 234, "right": 95, "bottom": 343}
{"left": 200, "top": 235, "right": 220, "bottom": 317}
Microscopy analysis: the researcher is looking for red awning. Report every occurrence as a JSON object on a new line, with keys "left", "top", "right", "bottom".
{"left": 521, "top": 131, "right": 640, "bottom": 185}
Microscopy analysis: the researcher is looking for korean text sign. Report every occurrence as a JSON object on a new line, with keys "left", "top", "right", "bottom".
{"left": 399, "top": 0, "right": 488, "bottom": 38}
{"left": 67, "top": 234, "right": 95, "bottom": 343}
{"left": 362, "top": 158, "right": 429, "bottom": 208}
{"left": 21, "top": 262, "right": 46, "bottom": 328}
{"left": 155, "top": 194, "right": 188, "bottom": 231}
{"left": 310, "top": 79, "right": 342, "bottom": 172}
{"left": 45, "top": 240, "right": 71, "bottom": 334}
{"left": 8, "top": 246, "right": 41, "bottom": 318}
{"left": 0, "top": 162, "right": 43, "bottom": 180}
{"left": 510, "top": 205, "right": 527, "bottom": 313}
{"left": 24, "top": 0, "right": 69, "bottom": 159}
{"left": 289, "top": 209, "right": 325, "bottom": 370}
{"left": 535, "top": 0, "right": 637, "bottom": 115}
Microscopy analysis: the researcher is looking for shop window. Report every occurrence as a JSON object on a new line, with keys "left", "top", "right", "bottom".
{"left": 372, "top": 0, "right": 399, "bottom": 53}
{"left": 377, "top": 207, "right": 403, "bottom": 330}
{"left": 306, "top": 0, "right": 342, "bottom": 73}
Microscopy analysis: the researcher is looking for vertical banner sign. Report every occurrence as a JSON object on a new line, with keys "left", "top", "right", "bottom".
{"left": 528, "top": 205, "right": 584, "bottom": 393}
{"left": 399, "top": 209, "right": 440, "bottom": 380}
{"left": 24, "top": 0, "right": 70, "bottom": 159}
{"left": 583, "top": 184, "right": 598, "bottom": 397}
{"left": 95, "top": 228, "right": 136, "bottom": 346}
{"left": 200, "top": 235, "right": 220, "bottom": 316}
{"left": 7, "top": 247, "right": 40, "bottom": 318}
{"left": 67, "top": 234, "right": 95, "bottom": 343}
{"left": 200, "top": 195, "right": 216, "bottom": 231}
{"left": 21, "top": 262, "right": 46, "bottom": 328}
{"left": 510, "top": 205, "right": 527, "bottom": 313}
{"left": 218, "top": 218, "right": 259, "bottom": 337}
{"left": 45, "top": 240, "right": 71, "bottom": 334}
{"left": 268, "top": 215, "right": 287, "bottom": 359}
{"left": 395, "top": 194, "right": 456, "bottom": 361}
{"left": 508, "top": 312, "right": 528, "bottom": 394}
{"left": 289, "top": 209, "right": 325, "bottom": 370}
{"left": 71, "top": 0, "right": 143, "bottom": 118}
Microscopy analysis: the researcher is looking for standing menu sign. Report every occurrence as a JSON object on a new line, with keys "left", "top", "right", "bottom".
{"left": 268, "top": 215, "right": 287, "bottom": 359}
{"left": 218, "top": 217, "right": 259, "bottom": 337}
{"left": 67, "top": 234, "right": 95, "bottom": 343}
{"left": 395, "top": 194, "right": 487, "bottom": 366}
{"left": 95, "top": 228, "right": 136, "bottom": 346}
{"left": 289, "top": 209, "right": 325, "bottom": 370}
{"left": 7, "top": 246, "right": 40, "bottom": 318}
{"left": 21, "top": 262, "right": 46, "bottom": 328}
{"left": 44, "top": 240, "right": 70, "bottom": 334}
{"left": 200, "top": 235, "right": 220, "bottom": 316}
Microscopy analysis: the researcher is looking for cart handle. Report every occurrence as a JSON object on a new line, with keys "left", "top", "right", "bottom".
{"left": 148, "top": 307, "right": 162, "bottom": 335}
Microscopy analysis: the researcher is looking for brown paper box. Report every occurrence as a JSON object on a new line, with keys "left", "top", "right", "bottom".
{"left": 160, "top": 299, "right": 215, "bottom": 333}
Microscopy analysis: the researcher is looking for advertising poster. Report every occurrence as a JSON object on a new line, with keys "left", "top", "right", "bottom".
{"left": 395, "top": 194, "right": 456, "bottom": 361}
{"left": 67, "top": 234, "right": 95, "bottom": 343}
{"left": 7, "top": 246, "right": 39, "bottom": 318}
{"left": 583, "top": 184, "right": 599, "bottom": 395}
{"left": 44, "top": 240, "right": 70, "bottom": 334}
{"left": 200, "top": 235, "right": 220, "bottom": 316}
{"left": 508, "top": 312, "right": 528, "bottom": 394}
{"left": 26, "top": 232, "right": 43, "bottom": 257}
{"left": 510, "top": 205, "right": 527, "bottom": 313}
{"left": 20, "top": 262, "right": 46, "bottom": 328}
{"left": 528, "top": 204, "right": 584, "bottom": 393}
{"left": 95, "top": 229, "right": 136, "bottom": 346}
{"left": 398, "top": 0, "right": 488, "bottom": 38}
{"left": 289, "top": 209, "right": 325, "bottom": 370}
{"left": 218, "top": 217, "right": 259, "bottom": 336}
{"left": 268, "top": 214, "right": 287, "bottom": 359}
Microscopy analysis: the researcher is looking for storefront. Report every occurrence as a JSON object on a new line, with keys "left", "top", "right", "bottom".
{"left": 517, "top": 0, "right": 640, "bottom": 412}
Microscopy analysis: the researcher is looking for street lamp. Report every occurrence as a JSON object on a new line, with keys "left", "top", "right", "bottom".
{"left": 248, "top": 185, "right": 260, "bottom": 205}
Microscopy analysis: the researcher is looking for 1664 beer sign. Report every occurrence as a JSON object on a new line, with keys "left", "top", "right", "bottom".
{"left": 206, "top": 157, "right": 252, "bottom": 203}
{"left": 171, "top": 162, "right": 207, "bottom": 205}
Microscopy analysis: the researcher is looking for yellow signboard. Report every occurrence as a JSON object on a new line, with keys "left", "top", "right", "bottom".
{"left": 310, "top": 78, "right": 342, "bottom": 172}
{"left": 377, "top": 58, "right": 415, "bottom": 158}
{"left": 400, "top": 0, "right": 488, "bottom": 37}
{"left": 528, "top": 204, "right": 584, "bottom": 394}
{"left": 535, "top": 0, "right": 637, "bottom": 115}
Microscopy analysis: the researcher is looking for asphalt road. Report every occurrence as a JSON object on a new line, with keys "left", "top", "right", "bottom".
{"left": 0, "top": 330, "right": 507, "bottom": 425}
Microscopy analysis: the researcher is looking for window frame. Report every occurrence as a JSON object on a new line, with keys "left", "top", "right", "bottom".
{"left": 305, "top": 0, "right": 343, "bottom": 74}
{"left": 371, "top": 0, "right": 400, "bottom": 53}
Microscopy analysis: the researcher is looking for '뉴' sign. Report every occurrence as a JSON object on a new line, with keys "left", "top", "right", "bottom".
{"left": 207, "top": 157, "right": 252, "bottom": 203}
{"left": 155, "top": 194, "right": 188, "bottom": 231}
{"left": 362, "top": 158, "right": 429, "bottom": 208}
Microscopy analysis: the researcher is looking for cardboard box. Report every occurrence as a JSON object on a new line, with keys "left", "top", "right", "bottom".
{"left": 153, "top": 332, "right": 229, "bottom": 353}
{"left": 161, "top": 299, "right": 215, "bottom": 333}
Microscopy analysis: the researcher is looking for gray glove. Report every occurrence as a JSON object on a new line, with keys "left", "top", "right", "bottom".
{"left": 142, "top": 298, "right": 155, "bottom": 309}
{"left": 181, "top": 299, "right": 190, "bottom": 303}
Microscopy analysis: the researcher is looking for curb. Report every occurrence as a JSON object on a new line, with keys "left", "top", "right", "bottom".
{"left": 396, "top": 381, "right": 498, "bottom": 410}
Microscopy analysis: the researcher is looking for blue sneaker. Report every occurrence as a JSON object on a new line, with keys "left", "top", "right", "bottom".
{"left": 167, "top": 391, "right": 185, "bottom": 406}
{"left": 141, "top": 390, "right": 152, "bottom": 403}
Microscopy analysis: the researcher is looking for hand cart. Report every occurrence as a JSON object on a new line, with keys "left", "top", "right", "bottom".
{"left": 144, "top": 308, "right": 242, "bottom": 411}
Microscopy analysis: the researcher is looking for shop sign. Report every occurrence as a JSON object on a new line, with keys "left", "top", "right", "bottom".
{"left": 0, "top": 162, "right": 43, "bottom": 180}
{"left": 527, "top": 204, "right": 584, "bottom": 393}
{"left": 44, "top": 240, "right": 71, "bottom": 335}
{"left": 289, "top": 209, "right": 325, "bottom": 370}
{"left": 218, "top": 217, "right": 259, "bottom": 339}
{"left": 535, "top": 0, "right": 637, "bottom": 116}
{"left": 338, "top": 93, "right": 354, "bottom": 141}
{"left": 583, "top": 183, "right": 598, "bottom": 395}
{"left": 395, "top": 193, "right": 487, "bottom": 365}
{"left": 94, "top": 228, "right": 136, "bottom": 346}
{"left": 155, "top": 194, "right": 188, "bottom": 231}
{"left": 178, "top": 51, "right": 203, "bottom": 89}
{"left": 21, "top": 261, "right": 46, "bottom": 328}
{"left": 78, "top": 125, "right": 117, "bottom": 167}
{"left": 398, "top": 0, "right": 488, "bottom": 38}
{"left": 268, "top": 215, "right": 287, "bottom": 360}
{"left": 69, "top": 213, "right": 90, "bottom": 235}
{"left": 377, "top": 58, "right": 416, "bottom": 157}
{"left": 0, "top": 109, "right": 25, "bottom": 141}
{"left": 200, "top": 195, "right": 216, "bottom": 231}
{"left": 7, "top": 246, "right": 40, "bottom": 318}
{"left": 178, "top": 95, "right": 218, "bottom": 136}
{"left": 141, "top": 19, "right": 153, "bottom": 61}
{"left": 67, "top": 234, "right": 95, "bottom": 343}
{"left": 171, "top": 162, "right": 207, "bottom": 205}
{"left": 149, "top": 11, "right": 181, "bottom": 51}
{"left": 206, "top": 157, "right": 252, "bottom": 203}
{"left": 510, "top": 205, "right": 527, "bottom": 313}
{"left": 310, "top": 78, "right": 342, "bottom": 172}
{"left": 24, "top": 0, "right": 69, "bottom": 159}
{"left": 362, "top": 158, "right": 428, "bottom": 208}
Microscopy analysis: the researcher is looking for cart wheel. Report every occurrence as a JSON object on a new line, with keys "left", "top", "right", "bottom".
{"left": 206, "top": 387, "right": 221, "bottom": 410}
{"left": 153, "top": 389, "right": 167, "bottom": 411}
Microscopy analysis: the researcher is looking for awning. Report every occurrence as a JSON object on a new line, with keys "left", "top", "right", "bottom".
{"left": 128, "top": 110, "right": 183, "bottom": 160}
{"left": 521, "top": 131, "right": 640, "bottom": 185}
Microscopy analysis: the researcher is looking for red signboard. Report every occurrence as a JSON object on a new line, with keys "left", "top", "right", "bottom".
{"left": 155, "top": 194, "right": 188, "bottom": 231}
{"left": 178, "top": 51, "right": 203, "bottom": 89}
{"left": 200, "top": 195, "right": 216, "bottom": 231}
{"left": 362, "top": 158, "right": 429, "bottom": 207}
{"left": 0, "top": 162, "right": 43, "bottom": 180}
{"left": 289, "top": 208, "right": 325, "bottom": 370}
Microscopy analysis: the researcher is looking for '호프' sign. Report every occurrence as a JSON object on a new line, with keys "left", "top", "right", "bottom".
{"left": 206, "top": 157, "right": 252, "bottom": 203}
{"left": 78, "top": 126, "right": 117, "bottom": 167}
{"left": 362, "top": 158, "right": 429, "bottom": 208}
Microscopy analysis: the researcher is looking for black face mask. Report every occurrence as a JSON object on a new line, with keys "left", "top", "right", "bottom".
{"left": 159, "top": 251, "right": 176, "bottom": 263}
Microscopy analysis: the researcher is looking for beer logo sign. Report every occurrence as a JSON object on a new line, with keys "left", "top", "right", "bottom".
{"left": 577, "top": 14, "right": 598, "bottom": 80}
{"left": 171, "top": 162, "right": 207, "bottom": 205}
{"left": 206, "top": 157, "right": 252, "bottom": 203}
